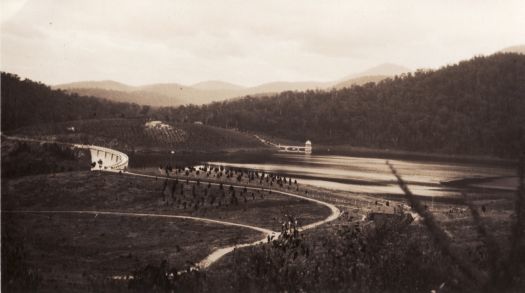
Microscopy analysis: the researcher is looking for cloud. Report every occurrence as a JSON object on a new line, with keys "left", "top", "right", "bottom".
{"left": 1, "top": 0, "right": 524, "bottom": 86}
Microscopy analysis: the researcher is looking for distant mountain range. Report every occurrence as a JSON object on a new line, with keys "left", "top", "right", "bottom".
{"left": 190, "top": 80, "right": 245, "bottom": 91}
{"left": 54, "top": 63, "right": 411, "bottom": 106}
{"left": 338, "top": 63, "right": 410, "bottom": 81}
{"left": 52, "top": 44, "right": 525, "bottom": 107}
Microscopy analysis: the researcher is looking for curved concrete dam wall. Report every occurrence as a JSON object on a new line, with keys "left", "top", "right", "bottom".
{"left": 87, "top": 145, "right": 129, "bottom": 172}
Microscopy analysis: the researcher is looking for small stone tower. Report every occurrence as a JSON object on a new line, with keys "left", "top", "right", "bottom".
{"left": 305, "top": 140, "right": 312, "bottom": 154}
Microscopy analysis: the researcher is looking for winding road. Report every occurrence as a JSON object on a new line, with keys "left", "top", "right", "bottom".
{"left": 127, "top": 171, "right": 342, "bottom": 268}
{"left": 3, "top": 135, "right": 342, "bottom": 270}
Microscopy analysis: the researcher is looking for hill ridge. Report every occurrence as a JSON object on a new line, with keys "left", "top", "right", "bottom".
{"left": 54, "top": 62, "right": 411, "bottom": 106}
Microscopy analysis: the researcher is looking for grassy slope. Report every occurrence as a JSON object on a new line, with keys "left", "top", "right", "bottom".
{"left": 2, "top": 212, "right": 260, "bottom": 293}
{"left": 2, "top": 171, "right": 329, "bottom": 230}
{"left": 1, "top": 170, "right": 330, "bottom": 291}
{"left": 9, "top": 118, "right": 267, "bottom": 153}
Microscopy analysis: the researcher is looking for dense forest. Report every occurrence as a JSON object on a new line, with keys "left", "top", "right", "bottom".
{"left": 1, "top": 72, "right": 150, "bottom": 131}
{"left": 2, "top": 53, "right": 525, "bottom": 158}
{"left": 158, "top": 53, "right": 525, "bottom": 158}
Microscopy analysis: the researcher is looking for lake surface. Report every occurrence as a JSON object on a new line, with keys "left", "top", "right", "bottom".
{"left": 209, "top": 154, "right": 515, "bottom": 197}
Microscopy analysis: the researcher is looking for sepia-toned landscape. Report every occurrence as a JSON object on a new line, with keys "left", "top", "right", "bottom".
{"left": 1, "top": 1, "right": 524, "bottom": 292}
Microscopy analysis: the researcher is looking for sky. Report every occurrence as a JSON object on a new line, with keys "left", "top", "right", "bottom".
{"left": 1, "top": 0, "right": 524, "bottom": 86}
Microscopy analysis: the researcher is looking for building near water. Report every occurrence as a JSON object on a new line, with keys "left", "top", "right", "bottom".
{"left": 277, "top": 140, "right": 312, "bottom": 154}
{"left": 305, "top": 140, "right": 312, "bottom": 154}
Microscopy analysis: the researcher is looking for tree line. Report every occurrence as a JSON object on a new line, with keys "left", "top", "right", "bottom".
{"left": 3, "top": 53, "right": 525, "bottom": 158}
{"left": 158, "top": 53, "right": 525, "bottom": 158}
{"left": 1, "top": 72, "right": 151, "bottom": 131}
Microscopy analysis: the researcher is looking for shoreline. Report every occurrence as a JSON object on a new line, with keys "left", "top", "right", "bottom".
{"left": 443, "top": 176, "right": 519, "bottom": 191}
{"left": 315, "top": 144, "right": 516, "bottom": 167}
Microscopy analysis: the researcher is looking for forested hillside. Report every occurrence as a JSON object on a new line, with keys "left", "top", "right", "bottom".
{"left": 160, "top": 54, "right": 525, "bottom": 157}
{"left": 60, "top": 87, "right": 180, "bottom": 107}
{"left": 3, "top": 54, "right": 524, "bottom": 158}
{"left": 13, "top": 118, "right": 264, "bottom": 152}
{"left": 1, "top": 73, "right": 148, "bottom": 131}
{"left": 0, "top": 73, "right": 264, "bottom": 154}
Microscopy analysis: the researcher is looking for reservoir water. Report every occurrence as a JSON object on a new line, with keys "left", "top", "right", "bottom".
{"left": 210, "top": 154, "right": 515, "bottom": 197}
